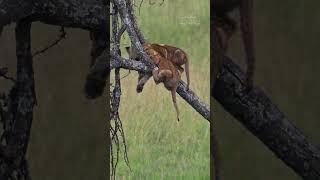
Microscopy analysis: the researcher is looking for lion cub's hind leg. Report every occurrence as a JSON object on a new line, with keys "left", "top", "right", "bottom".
{"left": 171, "top": 87, "right": 180, "bottom": 121}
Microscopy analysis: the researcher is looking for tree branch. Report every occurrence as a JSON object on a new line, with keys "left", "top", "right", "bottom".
{"left": 213, "top": 56, "right": 320, "bottom": 179}
{"left": 111, "top": 0, "right": 210, "bottom": 121}
{"left": 110, "top": 52, "right": 210, "bottom": 121}
{"left": 0, "top": 0, "right": 34, "bottom": 27}
{"left": 0, "top": 19, "right": 35, "bottom": 179}
{"left": 3, "top": 0, "right": 316, "bottom": 179}
{"left": 114, "top": 0, "right": 155, "bottom": 68}
{"left": 0, "top": 0, "right": 107, "bottom": 30}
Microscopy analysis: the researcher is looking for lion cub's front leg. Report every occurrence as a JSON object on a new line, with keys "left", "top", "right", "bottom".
{"left": 136, "top": 73, "right": 152, "bottom": 93}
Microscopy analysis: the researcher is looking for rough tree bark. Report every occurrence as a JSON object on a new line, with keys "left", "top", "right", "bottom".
{"left": 213, "top": 56, "right": 320, "bottom": 180}
{"left": 0, "top": 1, "right": 108, "bottom": 179}
{"left": 0, "top": 0, "right": 108, "bottom": 31}
{"left": 110, "top": 53, "right": 210, "bottom": 121}
{"left": 0, "top": 19, "right": 35, "bottom": 179}
{"left": 111, "top": 0, "right": 210, "bottom": 121}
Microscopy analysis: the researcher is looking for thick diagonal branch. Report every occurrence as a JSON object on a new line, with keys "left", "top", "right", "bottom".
{"left": 111, "top": 0, "right": 210, "bottom": 121}
{"left": 213, "top": 56, "right": 320, "bottom": 180}
{"left": 110, "top": 52, "right": 210, "bottom": 121}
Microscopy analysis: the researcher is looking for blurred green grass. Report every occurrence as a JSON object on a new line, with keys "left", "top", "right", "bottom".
{"left": 111, "top": 0, "right": 210, "bottom": 179}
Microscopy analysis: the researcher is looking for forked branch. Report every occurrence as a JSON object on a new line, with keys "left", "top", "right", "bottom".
{"left": 112, "top": 0, "right": 210, "bottom": 121}
{"left": 110, "top": 52, "right": 210, "bottom": 121}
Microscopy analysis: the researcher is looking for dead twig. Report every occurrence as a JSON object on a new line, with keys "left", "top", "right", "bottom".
{"left": 0, "top": 67, "right": 15, "bottom": 82}
{"left": 32, "top": 26, "right": 66, "bottom": 57}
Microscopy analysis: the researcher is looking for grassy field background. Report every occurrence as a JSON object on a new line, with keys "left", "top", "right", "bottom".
{"left": 111, "top": 0, "right": 210, "bottom": 179}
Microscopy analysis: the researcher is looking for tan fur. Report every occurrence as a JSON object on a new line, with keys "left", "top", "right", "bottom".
{"left": 125, "top": 43, "right": 184, "bottom": 121}
{"left": 125, "top": 42, "right": 190, "bottom": 93}
{"left": 125, "top": 45, "right": 152, "bottom": 93}
{"left": 145, "top": 43, "right": 190, "bottom": 90}
{"left": 144, "top": 43, "right": 181, "bottom": 121}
